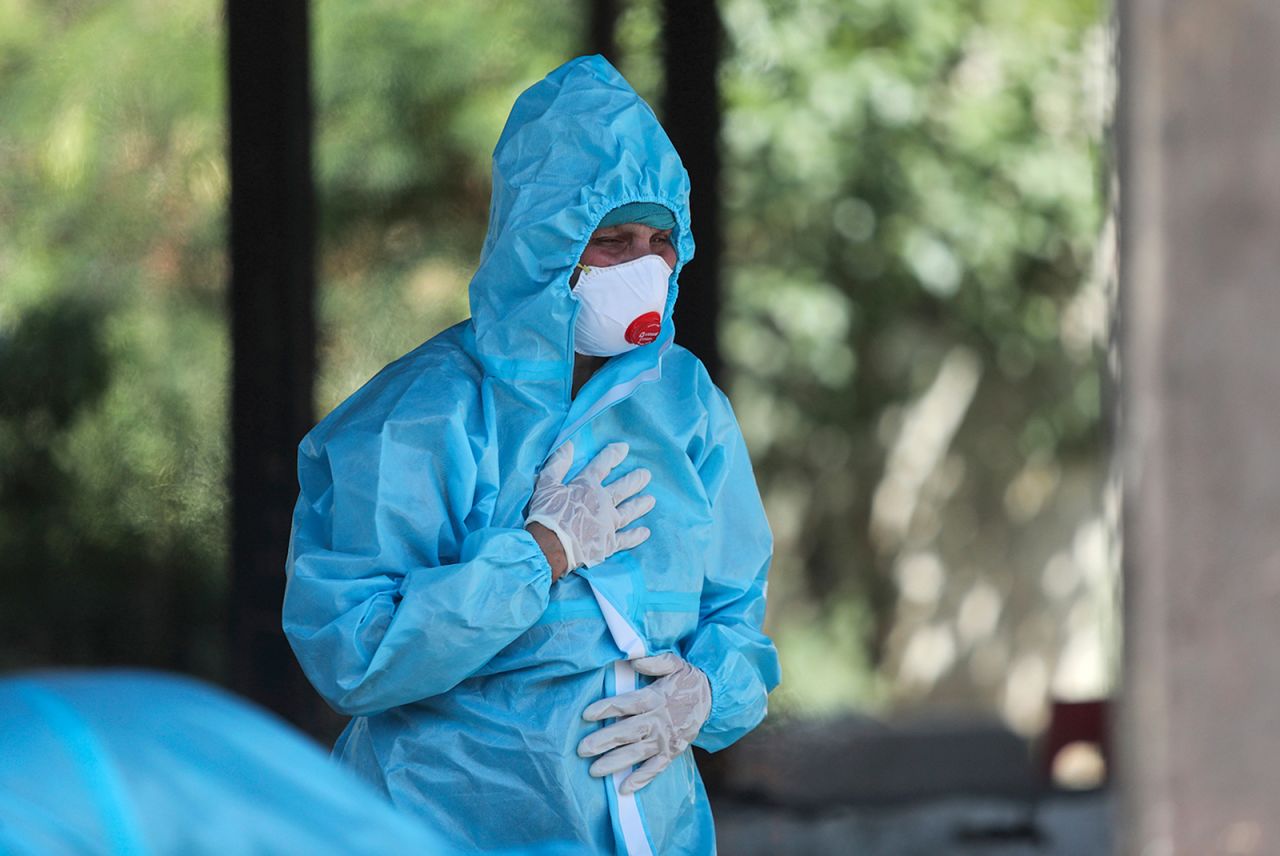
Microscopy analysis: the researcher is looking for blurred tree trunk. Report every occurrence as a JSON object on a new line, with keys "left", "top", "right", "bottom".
{"left": 661, "top": 0, "right": 724, "bottom": 385}
{"left": 226, "top": 0, "right": 325, "bottom": 734}
{"left": 1121, "top": 0, "right": 1280, "bottom": 851}
{"left": 587, "top": 0, "right": 619, "bottom": 65}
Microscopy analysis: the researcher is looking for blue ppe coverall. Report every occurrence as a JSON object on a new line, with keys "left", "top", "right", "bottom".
{"left": 0, "top": 670, "right": 573, "bottom": 856}
{"left": 283, "top": 55, "right": 781, "bottom": 855}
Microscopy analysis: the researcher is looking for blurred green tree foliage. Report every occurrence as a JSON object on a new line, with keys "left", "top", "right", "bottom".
{"left": 713, "top": 0, "right": 1108, "bottom": 712}
{"left": 0, "top": 1, "right": 228, "bottom": 673}
{"left": 309, "top": 1, "right": 578, "bottom": 410}
{"left": 0, "top": 0, "right": 575, "bottom": 676}
{"left": 0, "top": 0, "right": 1104, "bottom": 717}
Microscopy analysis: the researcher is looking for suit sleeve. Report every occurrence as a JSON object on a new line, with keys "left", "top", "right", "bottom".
{"left": 682, "top": 387, "right": 781, "bottom": 752}
{"left": 282, "top": 397, "right": 552, "bottom": 717}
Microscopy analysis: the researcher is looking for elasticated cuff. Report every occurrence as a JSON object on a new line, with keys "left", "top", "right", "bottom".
{"left": 522, "top": 515, "right": 580, "bottom": 572}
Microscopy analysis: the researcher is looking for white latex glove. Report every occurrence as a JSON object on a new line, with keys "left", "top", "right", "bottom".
{"left": 577, "top": 653, "right": 712, "bottom": 795}
{"left": 525, "top": 441, "right": 655, "bottom": 571}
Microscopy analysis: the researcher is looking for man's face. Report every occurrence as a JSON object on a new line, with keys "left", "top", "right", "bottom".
{"left": 578, "top": 223, "right": 677, "bottom": 270}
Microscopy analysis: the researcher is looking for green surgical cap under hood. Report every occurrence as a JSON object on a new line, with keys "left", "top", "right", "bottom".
{"left": 598, "top": 202, "right": 677, "bottom": 231}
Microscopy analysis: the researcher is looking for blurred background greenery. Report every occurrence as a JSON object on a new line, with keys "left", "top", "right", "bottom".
{"left": 0, "top": 0, "right": 1111, "bottom": 739}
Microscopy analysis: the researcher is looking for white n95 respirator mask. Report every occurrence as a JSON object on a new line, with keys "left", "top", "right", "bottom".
{"left": 571, "top": 254, "right": 672, "bottom": 357}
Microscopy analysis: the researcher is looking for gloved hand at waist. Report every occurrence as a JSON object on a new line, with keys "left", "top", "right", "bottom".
{"left": 577, "top": 652, "right": 712, "bottom": 795}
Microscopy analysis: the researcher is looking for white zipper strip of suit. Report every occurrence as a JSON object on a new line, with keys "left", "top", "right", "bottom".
{"left": 562, "top": 347, "right": 669, "bottom": 855}
{"left": 610, "top": 658, "right": 655, "bottom": 856}
{"left": 592, "top": 586, "right": 646, "bottom": 660}
{"left": 551, "top": 339, "right": 670, "bottom": 450}
{"left": 589, "top": 584, "right": 654, "bottom": 856}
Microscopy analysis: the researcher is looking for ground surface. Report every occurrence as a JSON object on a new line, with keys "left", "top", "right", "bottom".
{"left": 714, "top": 791, "right": 1111, "bottom": 855}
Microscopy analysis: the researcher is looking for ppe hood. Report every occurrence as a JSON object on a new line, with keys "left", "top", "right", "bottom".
{"left": 467, "top": 55, "right": 695, "bottom": 396}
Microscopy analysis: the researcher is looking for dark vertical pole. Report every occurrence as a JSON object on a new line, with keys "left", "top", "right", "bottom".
{"left": 661, "top": 0, "right": 724, "bottom": 384}
{"left": 227, "top": 0, "right": 317, "bottom": 728}
{"left": 588, "top": 0, "right": 620, "bottom": 65}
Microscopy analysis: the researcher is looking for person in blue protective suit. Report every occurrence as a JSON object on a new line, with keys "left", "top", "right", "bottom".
{"left": 283, "top": 55, "right": 780, "bottom": 855}
{"left": 0, "top": 670, "right": 572, "bottom": 856}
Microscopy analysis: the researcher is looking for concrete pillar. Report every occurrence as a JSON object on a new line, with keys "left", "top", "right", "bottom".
{"left": 1120, "top": 1, "right": 1280, "bottom": 854}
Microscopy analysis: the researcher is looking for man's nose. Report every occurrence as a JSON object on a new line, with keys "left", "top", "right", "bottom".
{"left": 620, "top": 244, "right": 659, "bottom": 263}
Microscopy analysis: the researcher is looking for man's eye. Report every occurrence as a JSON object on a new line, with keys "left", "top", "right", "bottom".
{"left": 652, "top": 234, "right": 671, "bottom": 244}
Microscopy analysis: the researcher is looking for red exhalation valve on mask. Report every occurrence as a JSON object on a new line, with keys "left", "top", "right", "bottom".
{"left": 625, "top": 312, "right": 662, "bottom": 345}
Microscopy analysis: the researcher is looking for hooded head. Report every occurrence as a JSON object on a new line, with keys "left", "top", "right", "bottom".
{"left": 467, "top": 55, "right": 695, "bottom": 384}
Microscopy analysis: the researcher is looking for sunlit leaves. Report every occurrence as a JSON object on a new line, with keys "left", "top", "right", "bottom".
{"left": 719, "top": 0, "right": 1108, "bottom": 715}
